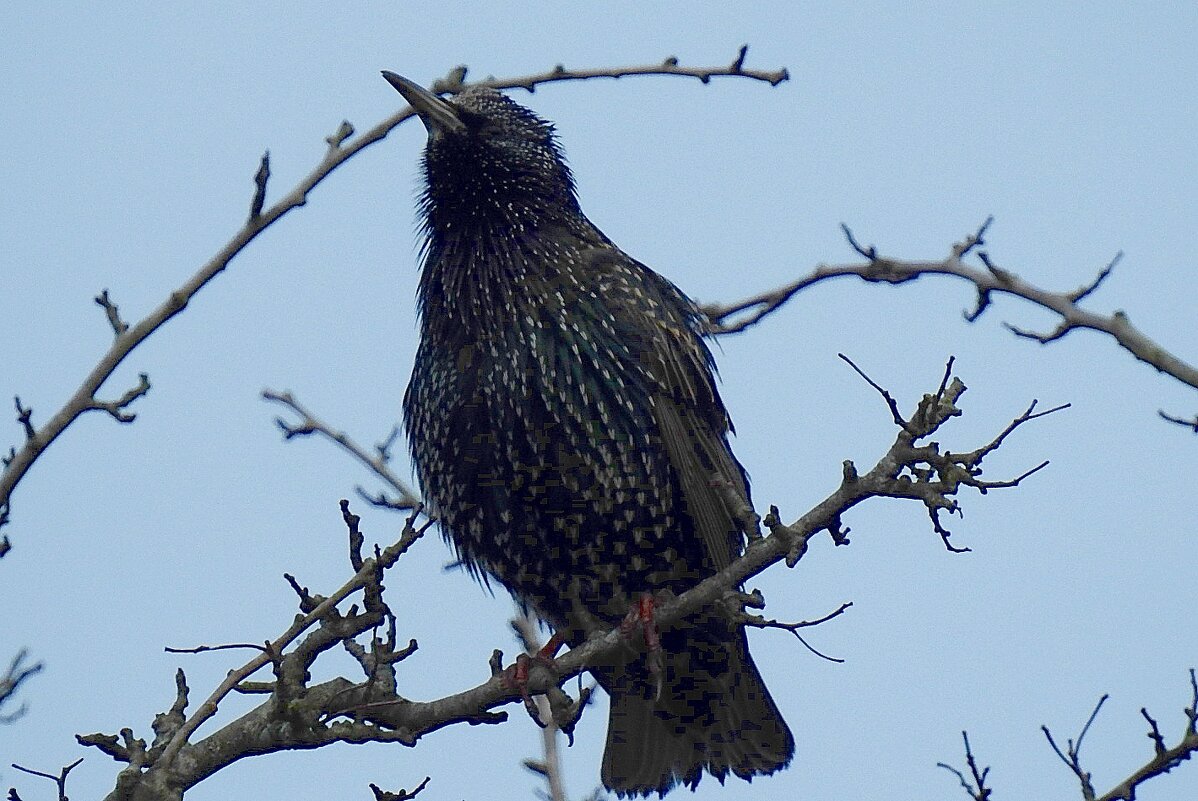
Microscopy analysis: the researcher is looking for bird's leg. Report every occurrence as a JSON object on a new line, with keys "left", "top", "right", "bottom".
{"left": 537, "top": 630, "right": 567, "bottom": 662}
{"left": 503, "top": 653, "right": 543, "bottom": 724}
{"left": 620, "top": 592, "right": 664, "bottom": 701}
{"left": 501, "top": 631, "right": 566, "bottom": 726}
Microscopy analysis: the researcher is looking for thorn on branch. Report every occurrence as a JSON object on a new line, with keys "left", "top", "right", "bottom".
{"left": 94, "top": 289, "right": 129, "bottom": 336}
{"left": 975, "top": 251, "right": 1013, "bottom": 284}
{"left": 763, "top": 503, "right": 817, "bottom": 565}
{"left": 1188, "top": 669, "right": 1198, "bottom": 735}
{"left": 249, "top": 151, "right": 271, "bottom": 221}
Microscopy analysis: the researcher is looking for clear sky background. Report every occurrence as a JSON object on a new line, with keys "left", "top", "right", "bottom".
{"left": 2, "top": 3, "right": 1196, "bottom": 800}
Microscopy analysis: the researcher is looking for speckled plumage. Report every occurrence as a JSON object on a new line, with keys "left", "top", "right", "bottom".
{"left": 390, "top": 75, "right": 793, "bottom": 796}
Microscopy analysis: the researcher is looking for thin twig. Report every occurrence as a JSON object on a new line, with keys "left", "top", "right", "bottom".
{"left": 0, "top": 49, "right": 788, "bottom": 537}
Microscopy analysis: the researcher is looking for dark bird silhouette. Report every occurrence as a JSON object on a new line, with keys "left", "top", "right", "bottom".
{"left": 384, "top": 71, "right": 794, "bottom": 797}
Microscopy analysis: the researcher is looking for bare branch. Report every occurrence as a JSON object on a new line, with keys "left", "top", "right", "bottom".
{"left": 11, "top": 757, "right": 84, "bottom": 801}
{"left": 13, "top": 398, "right": 34, "bottom": 442}
{"left": 936, "top": 731, "right": 992, "bottom": 801}
{"left": 94, "top": 289, "right": 129, "bottom": 336}
{"left": 0, "top": 649, "right": 44, "bottom": 723}
{"left": 1093, "top": 670, "right": 1198, "bottom": 801}
{"left": 248, "top": 151, "right": 270, "bottom": 221}
{"left": 451, "top": 45, "right": 789, "bottom": 94}
{"left": 1042, "top": 695, "right": 1106, "bottom": 801}
{"left": 87, "top": 373, "right": 151, "bottom": 423}
{"left": 1, "top": 50, "right": 787, "bottom": 538}
{"left": 838, "top": 353, "right": 909, "bottom": 430}
{"left": 262, "top": 389, "right": 422, "bottom": 509}
{"left": 368, "top": 776, "right": 430, "bottom": 801}
{"left": 740, "top": 600, "right": 852, "bottom": 663}
{"left": 513, "top": 610, "right": 572, "bottom": 801}
{"left": 703, "top": 222, "right": 1198, "bottom": 404}
{"left": 82, "top": 364, "right": 1047, "bottom": 801}
{"left": 1159, "top": 409, "right": 1198, "bottom": 432}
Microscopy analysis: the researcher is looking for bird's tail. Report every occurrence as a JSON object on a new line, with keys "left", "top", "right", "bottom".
{"left": 598, "top": 617, "right": 794, "bottom": 797}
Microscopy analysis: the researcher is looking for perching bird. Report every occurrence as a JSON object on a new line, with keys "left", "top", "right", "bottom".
{"left": 385, "top": 71, "right": 794, "bottom": 797}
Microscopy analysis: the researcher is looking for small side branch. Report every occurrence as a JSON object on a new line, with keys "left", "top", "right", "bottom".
{"left": 936, "top": 731, "right": 992, "bottom": 801}
{"left": 1042, "top": 694, "right": 1107, "bottom": 800}
{"left": 1092, "top": 670, "right": 1198, "bottom": 801}
{"left": 248, "top": 151, "right": 270, "bottom": 221}
{"left": 0, "top": 649, "right": 44, "bottom": 722}
{"left": 262, "top": 390, "right": 422, "bottom": 510}
{"left": 466, "top": 45, "right": 789, "bottom": 95}
{"left": 14, "top": 398, "right": 34, "bottom": 441}
{"left": 704, "top": 221, "right": 1198, "bottom": 407}
{"left": 369, "top": 776, "right": 431, "bottom": 801}
{"left": 1158, "top": 409, "right": 1198, "bottom": 432}
{"left": 94, "top": 290, "right": 130, "bottom": 336}
{"left": 88, "top": 373, "right": 151, "bottom": 423}
{"left": 10, "top": 758, "right": 85, "bottom": 801}
{"left": 85, "top": 364, "right": 1059, "bottom": 801}
{"left": 740, "top": 600, "right": 852, "bottom": 663}
{"left": 2, "top": 51, "right": 788, "bottom": 540}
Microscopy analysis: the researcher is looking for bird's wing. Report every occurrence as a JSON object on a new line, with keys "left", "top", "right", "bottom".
{"left": 579, "top": 246, "right": 750, "bottom": 573}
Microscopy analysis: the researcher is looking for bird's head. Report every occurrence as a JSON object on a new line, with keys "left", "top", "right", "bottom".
{"left": 382, "top": 71, "right": 581, "bottom": 228}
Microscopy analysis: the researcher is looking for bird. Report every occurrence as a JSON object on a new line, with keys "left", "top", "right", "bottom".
{"left": 384, "top": 71, "right": 794, "bottom": 797}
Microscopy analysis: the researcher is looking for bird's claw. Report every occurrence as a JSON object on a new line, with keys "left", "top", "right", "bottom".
{"left": 621, "top": 593, "right": 664, "bottom": 700}
{"left": 501, "top": 639, "right": 564, "bottom": 727}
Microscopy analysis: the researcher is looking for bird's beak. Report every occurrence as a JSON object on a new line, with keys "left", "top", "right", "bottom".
{"left": 381, "top": 71, "right": 466, "bottom": 137}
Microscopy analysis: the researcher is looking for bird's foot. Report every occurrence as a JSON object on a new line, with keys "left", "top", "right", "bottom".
{"left": 501, "top": 634, "right": 565, "bottom": 726}
{"left": 620, "top": 592, "right": 664, "bottom": 701}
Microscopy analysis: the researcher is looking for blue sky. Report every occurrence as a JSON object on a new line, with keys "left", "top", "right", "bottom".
{"left": 2, "top": 3, "right": 1196, "bottom": 800}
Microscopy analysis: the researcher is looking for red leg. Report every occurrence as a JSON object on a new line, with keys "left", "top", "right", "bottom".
{"left": 620, "top": 593, "right": 664, "bottom": 700}
{"left": 501, "top": 631, "right": 565, "bottom": 726}
{"left": 537, "top": 630, "right": 566, "bottom": 663}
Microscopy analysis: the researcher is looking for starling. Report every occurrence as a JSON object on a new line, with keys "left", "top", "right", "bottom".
{"left": 385, "top": 71, "right": 794, "bottom": 796}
